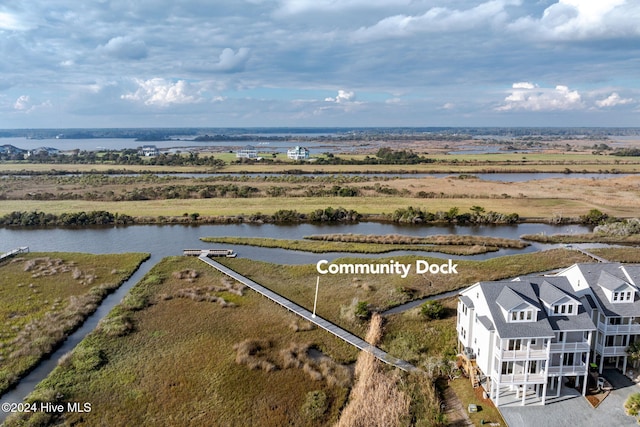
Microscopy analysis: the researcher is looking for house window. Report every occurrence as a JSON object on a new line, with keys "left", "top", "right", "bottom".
{"left": 511, "top": 312, "right": 517, "bottom": 321}
{"left": 554, "top": 305, "right": 559, "bottom": 314}
{"left": 508, "top": 339, "right": 522, "bottom": 351}
{"left": 563, "top": 353, "right": 575, "bottom": 366}
{"left": 519, "top": 311, "right": 525, "bottom": 320}
{"left": 531, "top": 339, "right": 537, "bottom": 346}
{"left": 614, "top": 292, "right": 619, "bottom": 301}
{"left": 502, "top": 361, "right": 514, "bottom": 375}
{"left": 526, "top": 311, "right": 532, "bottom": 320}
{"left": 529, "top": 361, "right": 537, "bottom": 374}
{"left": 567, "top": 304, "right": 573, "bottom": 314}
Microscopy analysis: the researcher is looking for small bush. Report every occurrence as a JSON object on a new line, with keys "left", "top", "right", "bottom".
{"left": 421, "top": 301, "right": 445, "bottom": 320}
{"left": 302, "top": 390, "right": 328, "bottom": 421}
{"left": 71, "top": 345, "right": 105, "bottom": 372}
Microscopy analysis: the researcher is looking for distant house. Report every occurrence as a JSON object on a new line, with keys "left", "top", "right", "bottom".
{"left": 139, "top": 145, "right": 159, "bottom": 156}
{"left": 0, "top": 145, "right": 27, "bottom": 155}
{"left": 236, "top": 145, "right": 259, "bottom": 159}
{"left": 287, "top": 146, "right": 310, "bottom": 160}
{"left": 27, "top": 147, "right": 59, "bottom": 157}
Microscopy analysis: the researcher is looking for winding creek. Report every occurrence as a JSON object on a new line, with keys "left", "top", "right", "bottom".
{"left": 0, "top": 221, "right": 594, "bottom": 417}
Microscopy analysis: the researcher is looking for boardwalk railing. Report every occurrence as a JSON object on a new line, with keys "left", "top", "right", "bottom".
{"left": 0, "top": 246, "right": 29, "bottom": 262}
{"left": 198, "top": 255, "right": 417, "bottom": 372}
{"left": 573, "top": 248, "right": 608, "bottom": 263}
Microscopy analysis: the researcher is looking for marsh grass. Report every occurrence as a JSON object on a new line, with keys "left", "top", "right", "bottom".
{"left": 218, "top": 249, "right": 592, "bottom": 339}
{"left": 10, "top": 256, "right": 358, "bottom": 427}
{"left": 0, "top": 252, "right": 148, "bottom": 395}
{"left": 201, "top": 236, "right": 501, "bottom": 255}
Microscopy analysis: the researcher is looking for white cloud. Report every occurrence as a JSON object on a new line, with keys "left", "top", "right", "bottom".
{"left": 497, "top": 82, "right": 584, "bottom": 111}
{"left": 98, "top": 36, "right": 148, "bottom": 60}
{"left": 325, "top": 90, "right": 356, "bottom": 103}
{"left": 277, "top": 0, "right": 410, "bottom": 15}
{"left": 121, "top": 78, "right": 203, "bottom": 107}
{"left": 0, "top": 11, "right": 31, "bottom": 31}
{"left": 13, "top": 95, "right": 51, "bottom": 112}
{"left": 13, "top": 95, "right": 30, "bottom": 110}
{"left": 595, "top": 92, "right": 633, "bottom": 108}
{"left": 351, "top": 0, "right": 520, "bottom": 42}
{"left": 509, "top": 0, "right": 639, "bottom": 41}
{"left": 215, "top": 48, "right": 250, "bottom": 72}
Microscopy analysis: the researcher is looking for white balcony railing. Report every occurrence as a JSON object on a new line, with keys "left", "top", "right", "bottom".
{"left": 598, "top": 321, "right": 640, "bottom": 335}
{"left": 499, "top": 373, "right": 546, "bottom": 383}
{"left": 547, "top": 363, "right": 588, "bottom": 376}
{"left": 595, "top": 343, "right": 628, "bottom": 357}
{"left": 500, "top": 349, "right": 548, "bottom": 360}
{"left": 549, "top": 342, "right": 590, "bottom": 353}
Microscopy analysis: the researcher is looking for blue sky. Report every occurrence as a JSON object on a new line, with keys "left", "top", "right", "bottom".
{"left": 0, "top": 0, "right": 638, "bottom": 128}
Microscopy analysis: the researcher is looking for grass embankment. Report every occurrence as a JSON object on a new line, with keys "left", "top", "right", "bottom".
{"left": 6, "top": 257, "right": 358, "bottom": 427}
{"left": 200, "top": 234, "right": 528, "bottom": 256}
{"left": 0, "top": 252, "right": 149, "bottom": 396}
{"left": 522, "top": 233, "right": 640, "bottom": 244}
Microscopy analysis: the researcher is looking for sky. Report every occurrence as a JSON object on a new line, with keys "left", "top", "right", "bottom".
{"left": 0, "top": 0, "right": 639, "bottom": 128}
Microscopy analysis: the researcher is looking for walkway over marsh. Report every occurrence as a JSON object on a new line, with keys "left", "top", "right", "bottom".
{"left": 198, "top": 253, "right": 417, "bottom": 372}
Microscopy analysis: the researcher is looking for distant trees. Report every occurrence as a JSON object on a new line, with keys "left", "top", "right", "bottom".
{"left": 391, "top": 206, "right": 519, "bottom": 224}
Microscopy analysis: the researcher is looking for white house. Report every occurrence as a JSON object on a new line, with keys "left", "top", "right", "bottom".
{"left": 139, "top": 145, "right": 159, "bottom": 156}
{"left": 287, "top": 146, "right": 310, "bottom": 160}
{"left": 556, "top": 263, "right": 640, "bottom": 377}
{"left": 458, "top": 274, "right": 595, "bottom": 406}
{"left": 236, "top": 145, "right": 259, "bottom": 159}
{"left": 458, "top": 262, "right": 640, "bottom": 407}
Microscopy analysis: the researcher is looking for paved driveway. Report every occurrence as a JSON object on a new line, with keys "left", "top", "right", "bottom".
{"left": 500, "top": 370, "right": 639, "bottom": 427}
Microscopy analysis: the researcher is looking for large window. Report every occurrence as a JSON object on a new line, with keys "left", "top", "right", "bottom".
{"left": 502, "top": 361, "right": 514, "bottom": 375}
{"left": 508, "top": 339, "right": 522, "bottom": 351}
{"left": 511, "top": 309, "right": 534, "bottom": 322}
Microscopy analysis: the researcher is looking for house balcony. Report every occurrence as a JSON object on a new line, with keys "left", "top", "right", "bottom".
{"left": 498, "top": 372, "right": 546, "bottom": 384}
{"left": 547, "top": 363, "right": 588, "bottom": 377}
{"left": 598, "top": 321, "right": 640, "bottom": 335}
{"left": 595, "top": 343, "right": 628, "bottom": 357}
{"left": 549, "top": 342, "right": 590, "bottom": 353}
{"left": 499, "top": 349, "right": 548, "bottom": 360}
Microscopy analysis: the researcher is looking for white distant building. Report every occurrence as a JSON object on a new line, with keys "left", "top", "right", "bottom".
{"left": 139, "top": 145, "right": 159, "bottom": 156}
{"left": 457, "top": 262, "right": 640, "bottom": 406}
{"left": 236, "top": 145, "right": 259, "bottom": 159}
{"left": 287, "top": 146, "right": 310, "bottom": 160}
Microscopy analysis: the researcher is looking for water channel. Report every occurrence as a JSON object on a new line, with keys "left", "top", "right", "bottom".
{"left": 0, "top": 221, "right": 593, "bottom": 417}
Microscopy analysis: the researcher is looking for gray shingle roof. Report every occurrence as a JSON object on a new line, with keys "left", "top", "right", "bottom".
{"left": 538, "top": 280, "right": 573, "bottom": 305}
{"left": 459, "top": 295, "right": 474, "bottom": 309}
{"left": 571, "top": 263, "right": 640, "bottom": 317}
{"left": 598, "top": 270, "right": 632, "bottom": 292}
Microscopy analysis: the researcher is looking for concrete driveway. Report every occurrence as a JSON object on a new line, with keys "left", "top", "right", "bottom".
{"left": 500, "top": 370, "right": 639, "bottom": 427}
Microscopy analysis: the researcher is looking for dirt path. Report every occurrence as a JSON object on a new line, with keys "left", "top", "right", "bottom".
{"left": 443, "top": 385, "right": 474, "bottom": 427}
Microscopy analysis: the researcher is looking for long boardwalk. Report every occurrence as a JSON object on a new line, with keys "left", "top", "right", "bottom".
{"left": 198, "top": 254, "right": 417, "bottom": 372}
{"left": 574, "top": 247, "right": 609, "bottom": 263}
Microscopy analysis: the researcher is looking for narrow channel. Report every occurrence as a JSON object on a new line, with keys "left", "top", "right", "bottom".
{"left": 0, "top": 255, "right": 157, "bottom": 424}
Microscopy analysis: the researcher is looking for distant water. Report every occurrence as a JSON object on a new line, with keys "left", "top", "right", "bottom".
{"left": 0, "top": 137, "right": 342, "bottom": 153}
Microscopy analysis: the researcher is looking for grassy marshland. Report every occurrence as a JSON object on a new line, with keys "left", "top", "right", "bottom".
{"left": 0, "top": 252, "right": 149, "bottom": 396}
{"left": 6, "top": 257, "right": 359, "bottom": 427}
{"left": 10, "top": 247, "right": 640, "bottom": 426}
{"left": 199, "top": 234, "right": 529, "bottom": 255}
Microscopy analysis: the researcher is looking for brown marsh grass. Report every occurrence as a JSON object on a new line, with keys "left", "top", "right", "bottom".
{"left": 10, "top": 256, "right": 358, "bottom": 427}
{"left": 0, "top": 252, "right": 148, "bottom": 396}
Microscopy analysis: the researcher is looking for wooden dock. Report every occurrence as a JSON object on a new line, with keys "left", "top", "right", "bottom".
{"left": 0, "top": 246, "right": 29, "bottom": 262}
{"left": 184, "top": 249, "right": 237, "bottom": 258}
{"left": 198, "top": 254, "right": 417, "bottom": 372}
{"left": 573, "top": 247, "right": 609, "bottom": 263}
